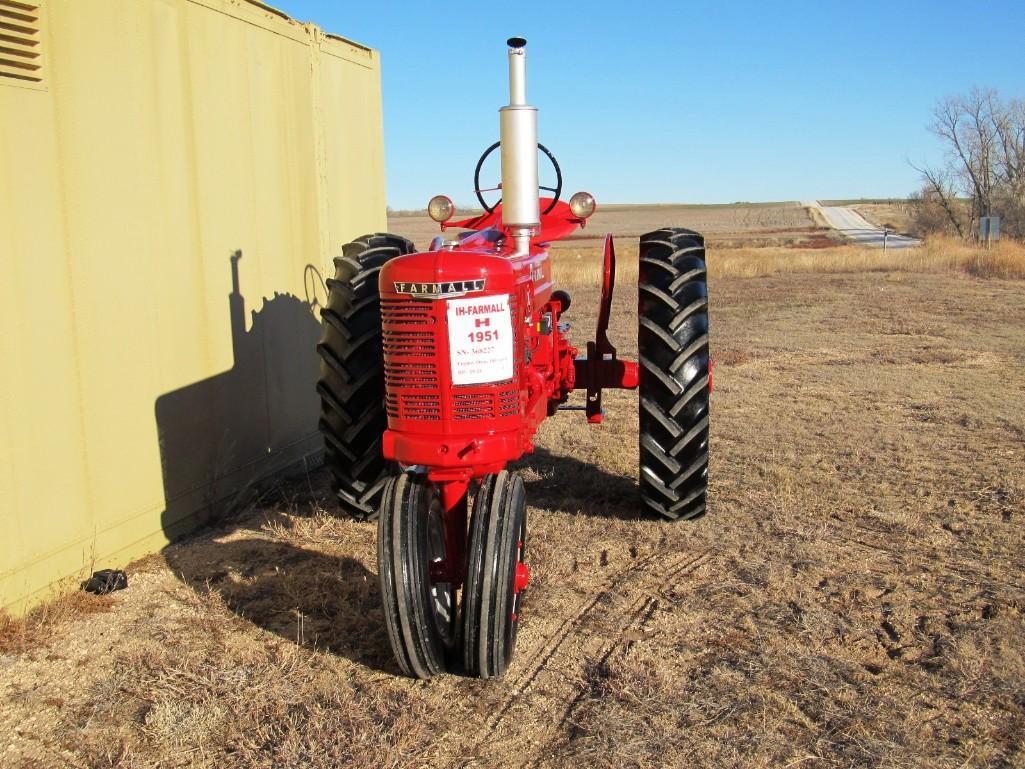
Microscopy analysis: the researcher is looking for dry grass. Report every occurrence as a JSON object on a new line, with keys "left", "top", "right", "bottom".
{"left": 962, "top": 239, "right": 1025, "bottom": 278}
{"left": 852, "top": 202, "right": 915, "bottom": 234}
{"left": 59, "top": 639, "right": 436, "bottom": 768}
{"left": 551, "top": 235, "right": 1025, "bottom": 286}
{"left": 0, "top": 591, "right": 114, "bottom": 656}
{"left": 2, "top": 266, "right": 1024, "bottom": 767}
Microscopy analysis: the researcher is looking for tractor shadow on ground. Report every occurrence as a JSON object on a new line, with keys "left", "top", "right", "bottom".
{"left": 514, "top": 447, "right": 644, "bottom": 520}
{"left": 162, "top": 526, "right": 396, "bottom": 673}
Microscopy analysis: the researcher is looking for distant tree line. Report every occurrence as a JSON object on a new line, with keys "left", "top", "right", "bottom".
{"left": 910, "top": 89, "right": 1024, "bottom": 239}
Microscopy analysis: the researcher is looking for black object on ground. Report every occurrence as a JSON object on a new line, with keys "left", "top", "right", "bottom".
{"left": 82, "top": 569, "right": 128, "bottom": 595}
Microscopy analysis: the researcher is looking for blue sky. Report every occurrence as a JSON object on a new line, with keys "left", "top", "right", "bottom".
{"left": 274, "top": 1, "right": 1024, "bottom": 209}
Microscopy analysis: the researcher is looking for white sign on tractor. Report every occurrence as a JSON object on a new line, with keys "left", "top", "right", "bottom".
{"left": 447, "top": 293, "right": 514, "bottom": 385}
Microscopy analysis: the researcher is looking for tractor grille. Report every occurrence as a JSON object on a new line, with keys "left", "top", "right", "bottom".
{"left": 382, "top": 296, "right": 521, "bottom": 423}
{"left": 385, "top": 391, "right": 441, "bottom": 420}
{"left": 453, "top": 388, "right": 519, "bottom": 420}
{"left": 382, "top": 299, "right": 440, "bottom": 420}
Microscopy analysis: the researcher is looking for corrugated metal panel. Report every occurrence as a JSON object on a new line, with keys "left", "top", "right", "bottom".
{"left": 0, "top": 0, "right": 386, "bottom": 614}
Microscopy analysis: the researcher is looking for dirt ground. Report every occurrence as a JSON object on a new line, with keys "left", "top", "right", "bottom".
{"left": 390, "top": 201, "right": 826, "bottom": 251}
{"left": 3, "top": 264, "right": 1024, "bottom": 767}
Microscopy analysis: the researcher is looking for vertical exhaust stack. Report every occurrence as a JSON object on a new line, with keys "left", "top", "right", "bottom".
{"left": 500, "top": 37, "right": 539, "bottom": 254}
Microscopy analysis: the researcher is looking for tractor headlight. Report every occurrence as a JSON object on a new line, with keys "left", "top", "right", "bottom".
{"left": 569, "top": 191, "right": 596, "bottom": 219}
{"left": 428, "top": 195, "right": 455, "bottom": 223}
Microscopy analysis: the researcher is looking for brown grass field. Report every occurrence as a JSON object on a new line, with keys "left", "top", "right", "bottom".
{"left": 390, "top": 201, "right": 829, "bottom": 251}
{"left": 3, "top": 218, "right": 1025, "bottom": 768}
{"left": 850, "top": 203, "right": 915, "bottom": 235}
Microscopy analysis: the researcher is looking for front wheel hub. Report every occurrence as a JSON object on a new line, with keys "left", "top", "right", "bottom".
{"left": 514, "top": 561, "right": 530, "bottom": 594}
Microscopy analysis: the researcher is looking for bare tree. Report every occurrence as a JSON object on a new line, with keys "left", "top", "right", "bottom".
{"left": 909, "top": 161, "right": 966, "bottom": 238}
{"left": 913, "top": 89, "right": 1025, "bottom": 239}
{"left": 991, "top": 96, "right": 1025, "bottom": 196}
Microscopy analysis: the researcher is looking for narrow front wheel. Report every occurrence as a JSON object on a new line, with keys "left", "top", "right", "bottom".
{"left": 461, "top": 471, "right": 528, "bottom": 679}
{"left": 378, "top": 472, "right": 457, "bottom": 678}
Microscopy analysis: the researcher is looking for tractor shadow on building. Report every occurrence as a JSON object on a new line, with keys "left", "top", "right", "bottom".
{"left": 156, "top": 250, "right": 324, "bottom": 542}
{"left": 156, "top": 251, "right": 397, "bottom": 671}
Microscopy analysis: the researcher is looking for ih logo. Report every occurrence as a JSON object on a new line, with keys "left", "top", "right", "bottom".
{"left": 475, "top": 317, "right": 491, "bottom": 328}
{"left": 393, "top": 279, "right": 487, "bottom": 300}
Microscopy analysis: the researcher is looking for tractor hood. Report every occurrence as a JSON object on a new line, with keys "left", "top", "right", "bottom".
{"left": 380, "top": 246, "right": 521, "bottom": 301}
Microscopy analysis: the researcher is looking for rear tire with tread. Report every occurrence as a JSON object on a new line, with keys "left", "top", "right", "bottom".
{"left": 637, "top": 227, "right": 710, "bottom": 521}
{"left": 316, "top": 233, "right": 415, "bottom": 519}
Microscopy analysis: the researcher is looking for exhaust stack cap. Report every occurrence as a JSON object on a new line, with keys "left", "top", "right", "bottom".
{"left": 500, "top": 36, "right": 539, "bottom": 236}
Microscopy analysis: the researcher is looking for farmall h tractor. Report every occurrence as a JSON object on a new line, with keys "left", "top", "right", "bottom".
{"left": 316, "top": 39, "right": 710, "bottom": 679}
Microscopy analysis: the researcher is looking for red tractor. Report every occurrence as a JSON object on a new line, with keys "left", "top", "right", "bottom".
{"left": 317, "top": 39, "right": 710, "bottom": 679}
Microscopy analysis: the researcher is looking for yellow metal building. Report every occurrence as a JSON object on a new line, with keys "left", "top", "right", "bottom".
{"left": 0, "top": 0, "right": 386, "bottom": 613}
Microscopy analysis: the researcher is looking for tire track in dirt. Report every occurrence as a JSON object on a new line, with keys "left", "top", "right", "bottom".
{"left": 483, "top": 546, "right": 670, "bottom": 729}
{"left": 474, "top": 547, "right": 711, "bottom": 766}
{"left": 555, "top": 551, "right": 711, "bottom": 734}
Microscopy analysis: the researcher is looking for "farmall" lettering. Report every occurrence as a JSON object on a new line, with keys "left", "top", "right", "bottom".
{"left": 393, "top": 279, "right": 486, "bottom": 299}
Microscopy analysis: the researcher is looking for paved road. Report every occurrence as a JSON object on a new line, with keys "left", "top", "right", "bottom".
{"left": 806, "top": 201, "right": 921, "bottom": 249}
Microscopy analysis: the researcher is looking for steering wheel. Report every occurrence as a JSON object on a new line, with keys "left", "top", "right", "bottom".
{"left": 473, "top": 141, "right": 562, "bottom": 216}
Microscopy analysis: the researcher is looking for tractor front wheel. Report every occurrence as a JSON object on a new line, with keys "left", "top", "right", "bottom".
{"left": 378, "top": 472, "right": 457, "bottom": 678}
{"left": 637, "top": 228, "right": 711, "bottom": 521}
{"left": 461, "top": 471, "right": 528, "bottom": 679}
